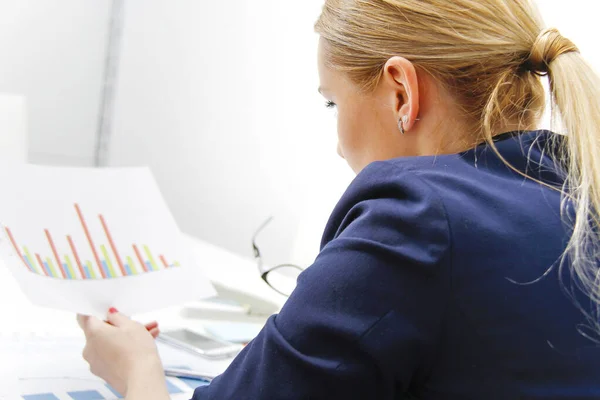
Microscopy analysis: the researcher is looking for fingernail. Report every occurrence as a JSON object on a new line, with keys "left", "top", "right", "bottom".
{"left": 108, "top": 307, "right": 118, "bottom": 314}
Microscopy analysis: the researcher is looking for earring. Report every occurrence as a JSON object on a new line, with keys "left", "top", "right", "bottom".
{"left": 398, "top": 115, "right": 409, "bottom": 135}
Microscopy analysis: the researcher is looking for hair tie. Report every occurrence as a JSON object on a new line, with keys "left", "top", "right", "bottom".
{"left": 525, "top": 28, "right": 578, "bottom": 76}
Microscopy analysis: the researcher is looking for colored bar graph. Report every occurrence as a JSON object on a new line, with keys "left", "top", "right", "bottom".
{"left": 99, "top": 214, "right": 127, "bottom": 276}
{"left": 86, "top": 261, "right": 97, "bottom": 279}
{"left": 45, "top": 229, "right": 66, "bottom": 278}
{"left": 67, "top": 235, "right": 87, "bottom": 279}
{"left": 46, "top": 258, "right": 58, "bottom": 278}
{"left": 100, "top": 245, "right": 118, "bottom": 277}
{"left": 144, "top": 245, "right": 159, "bottom": 271}
{"left": 159, "top": 255, "right": 169, "bottom": 269}
{"left": 133, "top": 244, "right": 148, "bottom": 272}
{"left": 5, "top": 203, "right": 180, "bottom": 281}
{"left": 23, "top": 246, "right": 42, "bottom": 275}
{"left": 63, "top": 263, "right": 72, "bottom": 279}
{"left": 23, "top": 394, "right": 61, "bottom": 400}
{"left": 67, "top": 390, "right": 105, "bottom": 400}
{"left": 23, "top": 254, "right": 35, "bottom": 273}
{"left": 5, "top": 227, "right": 33, "bottom": 272}
{"left": 83, "top": 264, "right": 91, "bottom": 279}
{"left": 101, "top": 260, "right": 111, "bottom": 279}
{"left": 65, "top": 255, "right": 78, "bottom": 280}
{"left": 36, "top": 253, "right": 49, "bottom": 276}
{"left": 75, "top": 203, "right": 105, "bottom": 278}
{"left": 127, "top": 256, "right": 138, "bottom": 275}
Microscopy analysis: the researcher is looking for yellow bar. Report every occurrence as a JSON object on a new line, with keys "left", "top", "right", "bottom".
{"left": 46, "top": 258, "right": 59, "bottom": 278}
{"left": 174, "top": 261, "right": 181, "bottom": 267}
{"left": 100, "top": 245, "right": 118, "bottom": 277}
{"left": 64, "top": 255, "right": 77, "bottom": 280}
{"left": 126, "top": 256, "right": 138, "bottom": 275}
{"left": 86, "top": 261, "right": 97, "bottom": 279}
{"left": 23, "top": 247, "right": 41, "bottom": 275}
{"left": 143, "top": 245, "right": 159, "bottom": 271}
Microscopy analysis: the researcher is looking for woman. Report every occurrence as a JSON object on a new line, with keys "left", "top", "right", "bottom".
{"left": 77, "top": 0, "right": 600, "bottom": 398}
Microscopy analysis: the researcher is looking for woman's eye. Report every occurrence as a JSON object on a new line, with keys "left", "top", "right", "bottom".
{"left": 325, "top": 101, "right": 336, "bottom": 109}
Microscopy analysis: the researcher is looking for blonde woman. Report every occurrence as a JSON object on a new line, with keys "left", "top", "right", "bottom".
{"left": 77, "top": 1, "right": 600, "bottom": 398}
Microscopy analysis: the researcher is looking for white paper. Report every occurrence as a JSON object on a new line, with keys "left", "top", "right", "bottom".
{"left": 0, "top": 164, "right": 216, "bottom": 316}
{"left": 0, "top": 333, "right": 229, "bottom": 399}
{"left": 0, "top": 94, "right": 27, "bottom": 164}
{"left": 0, "top": 367, "right": 19, "bottom": 400}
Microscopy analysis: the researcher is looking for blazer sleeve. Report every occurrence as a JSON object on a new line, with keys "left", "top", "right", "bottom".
{"left": 192, "top": 161, "right": 452, "bottom": 400}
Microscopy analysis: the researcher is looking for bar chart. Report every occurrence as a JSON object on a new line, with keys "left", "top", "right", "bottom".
{"left": 5, "top": 203, "right": 180, "bottom": 280}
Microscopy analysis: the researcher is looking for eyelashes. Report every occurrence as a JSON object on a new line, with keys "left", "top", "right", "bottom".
{"left": 325, "top": 101, "right": 336, "bottom": 109}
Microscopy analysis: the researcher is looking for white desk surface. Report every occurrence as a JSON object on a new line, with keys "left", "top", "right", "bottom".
{"left": 0, "top": 233, "right": 285, "bottom": 399}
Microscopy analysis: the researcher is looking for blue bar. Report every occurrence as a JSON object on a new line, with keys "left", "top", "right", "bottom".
{"left": 68, "top": 390, "right": 105, "bottom": 400}
{"left": 165, "top": 379, "right": 183, "bottom": 394}
{"left": 146, "top": 261, "right": 153, "bottom": 272}
{"left": 23, "top": 394, "right": 61, "bottom": 400}
{"left": 101, "top": 260, "right": 110, "bottom": 278}
{"left": 63, "top": 263, "right": 72, "bottom": 279}
{"left": 105, "top": 385, "right": 122, "bottom": 398}
{"left": 124, "top": 263, "right": 133, "bottom": 276}
{"left": 23, "top": 254, "right": 36, "bottom": 272}
{"left": 43, "top": 261, "right": 52, "bottom": 277}
{"left": 83, "top": 264, "right": 92, "bottom": 279}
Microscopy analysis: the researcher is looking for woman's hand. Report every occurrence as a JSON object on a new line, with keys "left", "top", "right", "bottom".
{"left": 77, "top": 309, "right": 170, "bottom": 399}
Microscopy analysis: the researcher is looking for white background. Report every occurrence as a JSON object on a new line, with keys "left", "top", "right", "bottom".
{"left": 0, "top": 0, "right": 111, "bottom": 166}
{"left": 1, "top": 0, "right": 598, "bottom": 266}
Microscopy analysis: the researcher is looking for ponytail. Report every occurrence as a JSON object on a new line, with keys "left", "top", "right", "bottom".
{"left": 548, "top": 38, "right": 600, "bottom": 332}
{"left": 480, "top": 27, "right": 600, "bottom": 333}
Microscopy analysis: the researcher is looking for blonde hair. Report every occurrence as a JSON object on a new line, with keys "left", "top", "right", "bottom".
{"left": 316, "top": 0, "right": 600, "bottom": 332}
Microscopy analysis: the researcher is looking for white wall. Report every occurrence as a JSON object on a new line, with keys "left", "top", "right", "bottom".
{"left": 109, "top": 0, "right": 353, "bottom": 266}
{"left": 0, "top": 0, "right": 110, "bottom": 166}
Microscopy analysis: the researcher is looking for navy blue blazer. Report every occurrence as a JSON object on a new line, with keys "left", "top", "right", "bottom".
{"left": 193, "top": 131, "right": 600, "bottom": 399}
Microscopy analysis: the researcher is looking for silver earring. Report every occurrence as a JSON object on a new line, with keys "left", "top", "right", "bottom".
{"left": 398, "top": 116, "right": 408, "bottom": 135}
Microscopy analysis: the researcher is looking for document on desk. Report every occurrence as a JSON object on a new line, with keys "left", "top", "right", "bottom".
{"left": 0, "top": 367, "right": 19, "bottom": 400}
{"left": 0, "top": 333, "right": 230, "bottom": 399}
{"left": 0, "top": 164, "right": 216, "bottom": 316}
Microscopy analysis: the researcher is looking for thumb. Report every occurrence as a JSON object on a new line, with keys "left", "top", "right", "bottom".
{"left": 106, "top": 308, "right": 132, "bottom": 328}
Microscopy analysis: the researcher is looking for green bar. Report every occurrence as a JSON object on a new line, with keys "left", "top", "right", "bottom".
{"left": 143, "top": 245, "right": 159, "bottom": 271}
{"left": 23, "top": 247, "right": 41, "bottom": 275}
{"left": 86, "top": 261, "right": 97, "bottom": 279}
{"left": 100, "top": 245, "right": 118, "bottom": 277}
{"left": 174, "top": 261, "right": 181, "bottom": 267}
{"left": 46, "top": 258, "right": 59, "bottom": 278}
{"left": 64, "top": 255, "right": 77, "bottom": 280}
{"left": 126, "top": 256, "right": 138, "bottom": 275}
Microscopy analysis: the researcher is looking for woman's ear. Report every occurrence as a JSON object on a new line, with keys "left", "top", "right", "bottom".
{"left": 382, "top": 56, "right": 420, "bottom": 131}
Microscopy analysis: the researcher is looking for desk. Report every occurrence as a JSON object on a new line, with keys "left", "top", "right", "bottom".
{"left": 0, "top": 234, "right": 283, "bottom": 399}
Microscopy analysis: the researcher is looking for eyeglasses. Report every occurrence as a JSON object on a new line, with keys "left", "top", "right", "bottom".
{"left": 251, "top": 217, "right": 304, "bottom": 297}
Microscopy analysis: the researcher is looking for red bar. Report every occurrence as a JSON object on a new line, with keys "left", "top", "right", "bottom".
{"left": 75, "top": 203, "right": 106, "bottom": 278}
{"left": 133, "top": 244, "right": 148, "bottom": 272}
{"left": 5, "top": 227, "right": 32, "bottom": 272}
{"left": 159, "top": 255, "right": 169, "bottom": 269}
{"left": 45, "top": 229, "right": 66, "bottom": 279}
{"left": 99, "top": 215, "right": 127, "bottom": 276}
{"left": 67, "top": 235, "right": 86, "bottom": 279}
{"left": 35, "top": 253, "right": 48, "bottom": 276}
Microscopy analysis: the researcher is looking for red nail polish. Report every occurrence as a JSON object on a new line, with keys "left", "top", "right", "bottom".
{"left": 108, "top": 307, "right": 118, "bottom": 314}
